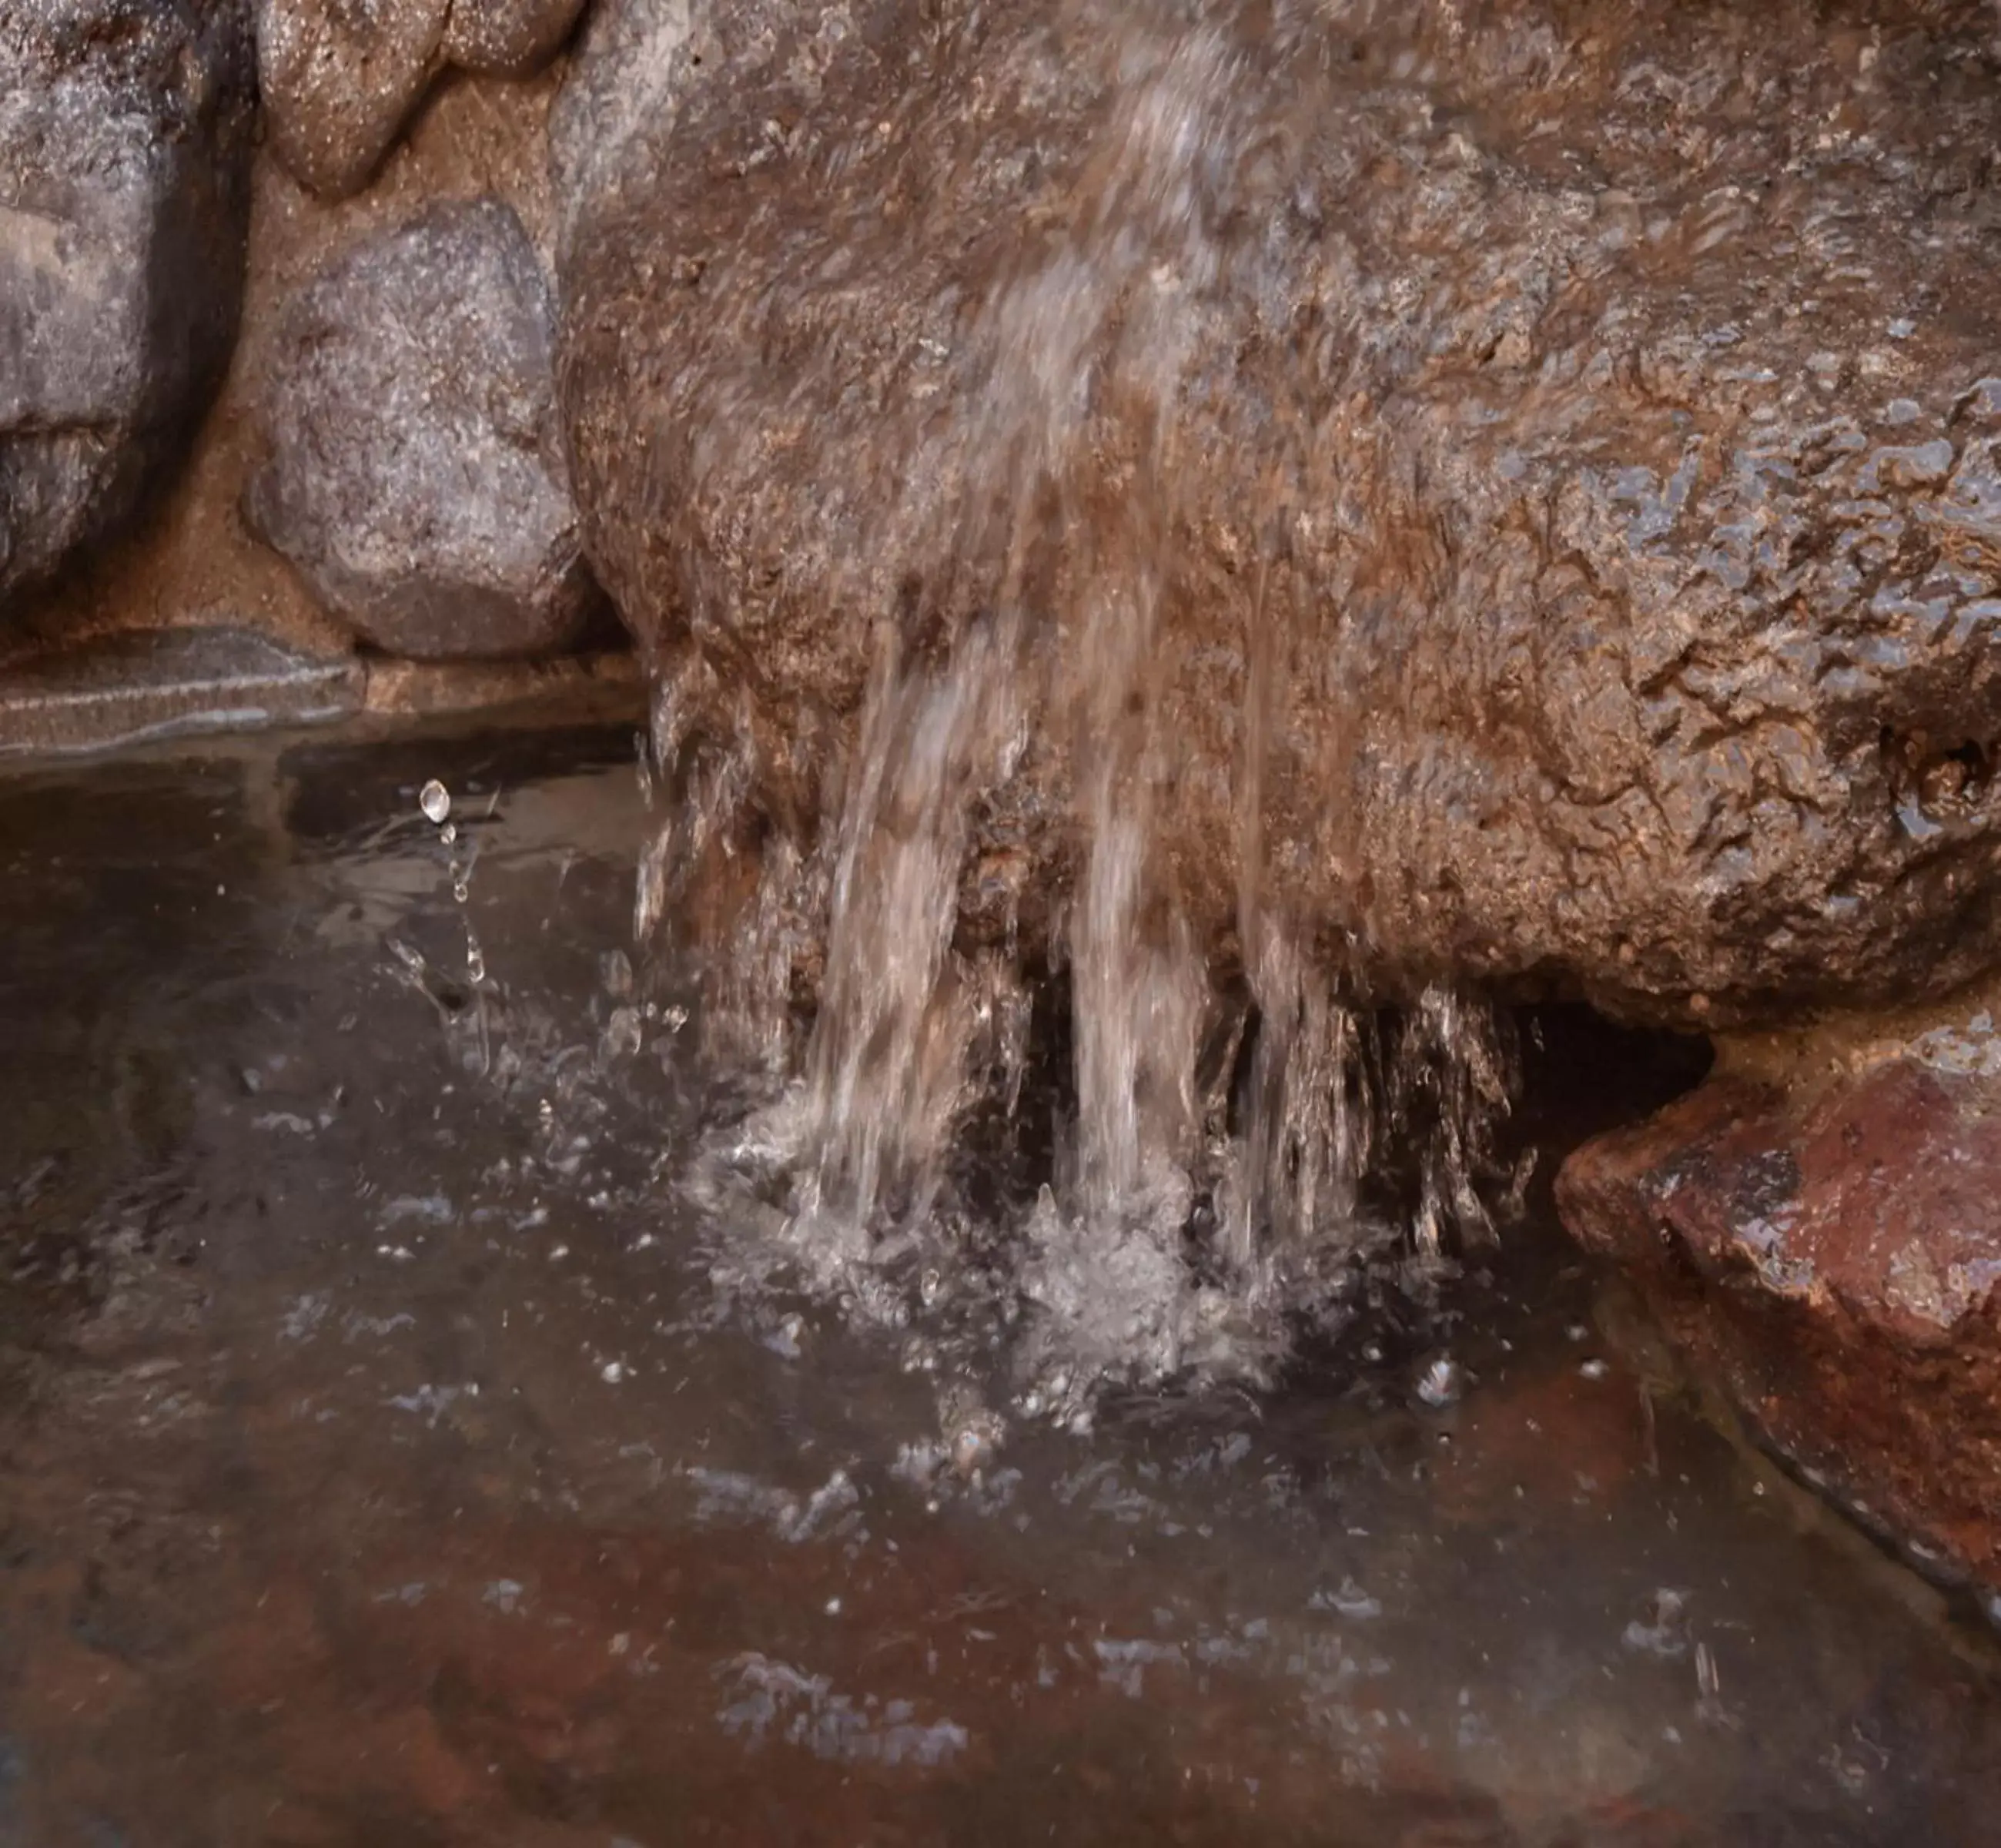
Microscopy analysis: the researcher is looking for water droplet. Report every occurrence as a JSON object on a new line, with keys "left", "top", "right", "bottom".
{"left": 466, "top": 944, "right": 487, "bottom": 985}
{"left": 1578, "top": 1358, "right": 1609, "bottom": 1381}
{"left": 453, "top": 880, "right": 470, "bottom": 904}
{"left": 420, "top": 779, "right": 451, "bottom": 825}
{"left": 1415, "top": 1356, "right": 1463, "bottom": 1409}
{"left": 601, "top": 1361, "right": 627, "bottom": 1384}
{"left": 440, "top": 822, "right": 457, "bottom": 846}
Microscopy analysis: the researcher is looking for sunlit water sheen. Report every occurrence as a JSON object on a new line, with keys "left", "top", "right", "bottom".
{"left": 2, "top": 724, "right": 1998, "bottom": 1846}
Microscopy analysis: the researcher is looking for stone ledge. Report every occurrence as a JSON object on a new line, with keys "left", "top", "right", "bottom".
{"left": 0, "top": 626, "right": 640, "bottom": 763}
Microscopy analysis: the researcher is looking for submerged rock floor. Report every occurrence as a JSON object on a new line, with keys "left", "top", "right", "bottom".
{"left": 2, "top": 723, "right": 1998, "bottom": 1846}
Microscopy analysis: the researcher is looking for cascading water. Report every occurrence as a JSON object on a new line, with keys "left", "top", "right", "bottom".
{"left": 643, "top": 0, "right": 1521, "bottom": 1409}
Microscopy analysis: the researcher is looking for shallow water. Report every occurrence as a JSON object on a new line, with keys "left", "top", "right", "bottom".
{"left": 2, "top": 722, "right": 1998, "bottom": 1847}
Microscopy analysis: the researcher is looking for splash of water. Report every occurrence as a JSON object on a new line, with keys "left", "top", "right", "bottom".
{"left": 643, "top": 0, "right": 1518, "bottom": 1404}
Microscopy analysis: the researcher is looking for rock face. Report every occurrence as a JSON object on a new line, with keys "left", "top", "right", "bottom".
{"left": 1557, "top": 1012, "right": 2001, "bottom": 1597}
{"left": 0, "top": 0, "right": 256, "bottom": 614}
{"left": 249, "top": 199, "right": 597, "bottom": 661}
{"left": 258, "top": 0, "right": 587, "bottom": 199}
{"left": 547, "top": 0, "right": 696, "bottom": 254}
{"left": 560, "top": 0, "right": 2001, "bottom": 1031}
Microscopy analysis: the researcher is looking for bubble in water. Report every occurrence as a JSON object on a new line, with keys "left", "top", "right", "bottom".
{"left": 1623, "top": 1589, "right": 1690, "bottom": 1658}
{"left": 1311, "top": 1577, "right": 1383, "bottom": 1621}
{"left": 952, "top": 1422, "right": 997, "bottom": 1475}
{"left": 601, "top": 1006, "right": 644, "bottom": 1061}
{"left": 440, "top": 822, "right": 457, "bottom": 846}
{"left": 420, "top": 780, "right": 451, "bottom": 825}
{"left": 466, "top": 939, "right": 487, "bottom": 985}
{"left": 453, "top": 880, "right": 470, "bottom": 904}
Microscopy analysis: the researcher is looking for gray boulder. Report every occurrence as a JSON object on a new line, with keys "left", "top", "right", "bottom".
{"left": 0, "top": 0, "right": 256, "bottom": 614}
{"left": 547, "top": 0, "right": 697, "bottom": 256}
{"left": 559, "top": 0, "right": 2001, "bottom": 1030}
{"left": 249, "top": 199, "right": 596, "bottom": 661}
{"left": 257, "top": 0, "right": 589, "bottom": 200}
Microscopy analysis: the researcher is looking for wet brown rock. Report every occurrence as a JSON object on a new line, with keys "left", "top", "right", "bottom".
{"left": 444, "top": 0, "right": 589, "bottom": 72}
{"left": 560, "top": 0, "right": 2001, "bottom": 1029}
{"left": 1557, "top": 1029, "right": 2001, "bottom": 1595}
{"left": 257, "top": 0, "right": 587, "bottom": 199}
{"left": 0, "top": 0, "right": 256, "bottom": 614}
{"left": 249, "top": 199, "right": 597, "bottom": 661}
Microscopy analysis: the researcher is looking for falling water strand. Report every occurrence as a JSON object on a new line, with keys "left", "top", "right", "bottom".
{"left": 798, "top": 611, "right": 1026, "bottom": 1228}
{"left": 660, "top": 2, "right": 1521, "bottom": 1401}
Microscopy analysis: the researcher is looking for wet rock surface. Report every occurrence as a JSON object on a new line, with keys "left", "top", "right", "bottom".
{"left": 249, "top": 199, "right": 597, "bottom": 661}
{"left": 0, "top": 0, "right": 256, "bottom": 614}
{"left": 561, "top": 0, "right": 2001, "bottom": 1029}
{"left": 1558, "top": 1022, "right": 2001, "bottom": 1596}
{"left": 257, "top": 0, "right": 587, "bottom": 199}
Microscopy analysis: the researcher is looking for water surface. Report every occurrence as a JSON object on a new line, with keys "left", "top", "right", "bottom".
{"left": 1, "top": 724, "right": 1996, "bottom": 1846}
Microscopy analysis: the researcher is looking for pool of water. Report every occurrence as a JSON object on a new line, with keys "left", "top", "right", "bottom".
{"left": 1, "top": 723, "right": 1996, "bottom": 1847}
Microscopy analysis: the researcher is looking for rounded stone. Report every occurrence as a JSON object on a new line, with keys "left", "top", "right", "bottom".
{"left": 256, "top": 0, "right": 589, "bottom": 201}
{"left": 250, "top": 198, "right": 597, "bottom": 663}
{"left": 0, "top": 0, "right": 256, "bottom": 616}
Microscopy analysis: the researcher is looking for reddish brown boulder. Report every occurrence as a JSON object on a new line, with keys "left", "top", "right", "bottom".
{"left": 560, "top": 0, "right": 2001, "bottom": 1031}
{"left": 1557, "top": 1031, "right": 2001, "bottom": 1595}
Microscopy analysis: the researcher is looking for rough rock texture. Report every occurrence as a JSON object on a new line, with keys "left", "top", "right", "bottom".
{"left": 1558, "top": 1009, "right": 2001, "bottom": 1595}
{"left": 12, "top": 60, "right": 567, "bottom": 668}
{"left": 0, "top": 0, "right": 256, "bottom": 614}
{"left": 258, "top": 0, "right": 587, "bottom": 199}
{"left": 249, "top": 199, "right": 596, "bottom": 661}
{"left": 547, "top": 0, "right": 694, "bottom": 254}
{"left": 560, "top": 0, "right": 2001, "bottom": 1030}
{"left": 444, "top": 0, "right": 587, "bottom": 72}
